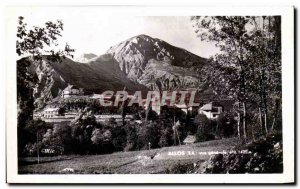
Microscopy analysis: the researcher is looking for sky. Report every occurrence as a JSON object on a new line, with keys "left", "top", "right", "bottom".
{"left": 11, "top": 7, "right": 220, "bottom": 59}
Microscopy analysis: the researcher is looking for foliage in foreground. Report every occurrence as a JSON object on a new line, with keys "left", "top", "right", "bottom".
{"left": 195, "top": 132, "right": 283, "bottom": 173}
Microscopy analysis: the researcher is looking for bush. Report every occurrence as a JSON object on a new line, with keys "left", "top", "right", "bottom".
{"left": 91, "top": 128, "right": 103, "bottom": 145}
{"left": 44, "top": 123, "right": 73, "bottom": 154}
{"left": 19, "top": 119, "right": 52, "bottom": 156}
{"left": 137, "top": 121, "right": 160, "bottom": 149}
{"left": 194, "top": 114, "right": 215, "bottom": 142}
{"left": 71, "top": 123, "right": 94, "bottom": 154}
{"left": 216, "top": 112, "right": 236, "bottom": 138}
{"left": 20, "top": 109, "right": 210, "bottom": 156}
{"left": 125, "top": 126, "right": 138, "bottom": 151}
{"left": 198, "top": 133, "right": 283, "bottom": 173}
{"left": 159, "top": 127, "right": 173, "bottom": 147}
{"left": 111, "top": 126, "right": 127, "bottom": 151}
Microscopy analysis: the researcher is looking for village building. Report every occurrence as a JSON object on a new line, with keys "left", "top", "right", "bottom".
{"left": 43, "top": 107, "right": 60, "bottom": 118}
{"left": 61, "top": 85, "right": 83, "bottom": 98}
{"left": 144, "top": 102, "right": 197, "bottom": 116}
{"left": 198, "top": 102, "right": 223, "bottom": 119}
{"left": 95, "top": 114, "right": 134, "bottom": 123}
{"left": 89, "top": 93, "right": 114, "bottom": 100}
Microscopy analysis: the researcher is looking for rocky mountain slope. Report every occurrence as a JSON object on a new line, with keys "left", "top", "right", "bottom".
{"left": 23, "top": 54, "right": 147, "bottom": 109}
{"left": 19, "top": 34, "right": 209, "bottom": 109}
{"left": 106, "top": 34, "right": 207, "bottom": 90}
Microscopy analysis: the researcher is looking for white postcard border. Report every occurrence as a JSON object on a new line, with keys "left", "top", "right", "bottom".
{"left": 5, "top": 6, "right": 294, "bottom": 183}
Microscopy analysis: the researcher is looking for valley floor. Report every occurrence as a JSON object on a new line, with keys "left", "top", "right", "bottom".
{"left": 18, "top": 138, "right": 239, "bottom": 174}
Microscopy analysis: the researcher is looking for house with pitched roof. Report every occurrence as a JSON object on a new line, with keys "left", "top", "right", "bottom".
{"left": 61, "top": 85, "right": 82, "bottom": 98}
{"left": 198, "top": 102, "right": 223, "bottom": 119}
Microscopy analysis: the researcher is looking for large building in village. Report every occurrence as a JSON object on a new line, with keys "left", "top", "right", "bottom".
{"left": 35, "top": 85, "right": 235, "bottom": 123}
{"left": 61, "top": 85, "right": 84, "bottom": 98}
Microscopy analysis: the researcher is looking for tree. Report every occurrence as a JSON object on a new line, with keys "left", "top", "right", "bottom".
{"left": 137, "top": 121, "right": 161, "bottom": 149}
{"left": 20, "top": 119, "right": 51, "bottom": 156}
{"left": 50, "top": 123, "right": 72, "bottom": 154}
{"left": 102, "top": 129, "right": 113, "bottom": 153}
{"left": 111, "top": 126, "right": 127, "bottom": 151}
{"left": 71, "top": 123, "right": 94, "bottom": 154}
{"left": 159, "top": 127, "right": 173, "bottom": 147}
{"left": 91, "top": 128, "right": 104, "bottom": 147}
{"left": 246, "top": 16, "right": 282, "bottom": 134}
{"left": 216, "top": 112, "right": 236, "bottom": 138}
{"left": 17, "top": 16, "right": 74, "bottom": 154}
{"left": 191, "top": 16, "right": 281, "bottom": 139}
{"left": 194, "top": 114, "right": 214, "bottom": 142}
{"left": 191, "top": 16, "right": 251, "bottom": 139}
{"left": 124, "top": 125, "right": 138, "bottom": 151}
{"left": 16, "top": 16, "right": 74, "bottom": 122}
{"left": 17, "top": 16, "right": 74, "bottom": 61}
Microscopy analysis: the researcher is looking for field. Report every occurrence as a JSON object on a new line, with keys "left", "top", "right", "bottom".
{"left": 19, "top": 138, "right": 239, "bottom": 174}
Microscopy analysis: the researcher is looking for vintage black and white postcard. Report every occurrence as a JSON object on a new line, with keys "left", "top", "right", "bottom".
{"left": 5, "top": 6, "right": 294, "bottom": 184}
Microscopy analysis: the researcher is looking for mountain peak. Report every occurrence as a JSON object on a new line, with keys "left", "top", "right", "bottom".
{"left": 132, "top": 34, "right": 153, "bottom": 39}
{"left": 130, "top": 34, "right": 162, "bottom": 42}
{"left": 124, "top": 34, "right": 158, "bottom": 45}
{"left": 106, "top": 35, "right": 207, "bottom": 89}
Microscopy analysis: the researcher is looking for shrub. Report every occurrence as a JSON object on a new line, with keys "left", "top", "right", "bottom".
{"left": 198, "top": 133, "right": 283, "bottom": 173}
{"left": 125, "top": 126, "right": 138, "bottom": 151}
{"left": 47, "top": 123, "right": 73, "bottom": 154}
{"left": 91, "top": 128, "right": 103, "bottom": 145}
{"left": 194, "top": 114, "right": 215, "bottom": 142}
{"left": 159, "top": 127, "right": 173, "bottom": 147}
{"left": 137, "top": 121, "right": 160, "bottom": 149}
{"left": 216, "top": 112, "right": 236, "bottom": 138}
{"left": 111, "top": 126, "right": 127, "bottom": 151}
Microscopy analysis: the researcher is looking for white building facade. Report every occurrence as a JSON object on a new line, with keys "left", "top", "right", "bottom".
{"left": 61, "top": 85, "right": 81, "bottom": 98}
{"left": 43, "top": 107, "right": 59, "bottom": 118}
{"left": 198, "top": 102, "right": 223, "bottom": 119}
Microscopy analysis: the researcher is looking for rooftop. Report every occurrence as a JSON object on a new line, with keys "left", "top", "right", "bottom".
{"left": 200, "top": 103, "right": 213, "bottom": 111}
{"left": 63, "top": 85, "right": 79, "bottom": 91}
{"left": 44, "top": 107, "right": 59, "bottom": 112}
